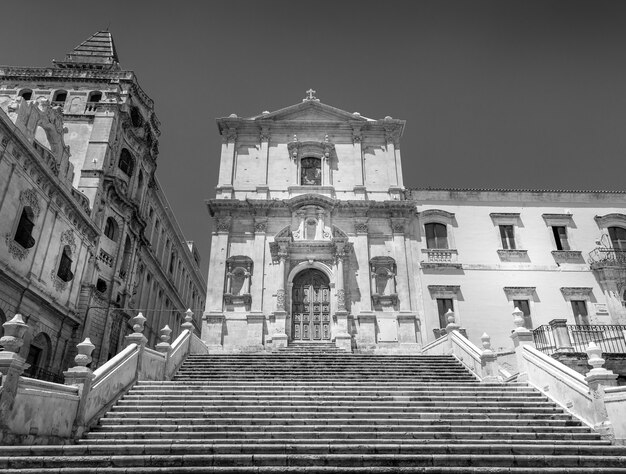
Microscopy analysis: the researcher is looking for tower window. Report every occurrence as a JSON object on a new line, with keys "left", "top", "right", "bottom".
{"left": 118, "top": 149, "right": 134, "bottom": 177}
{"left": 19, "top": 89, "right": 33, "bottom": 100}
{"left": 301, "top": 158, "right": 321, "bottom": 186}
{"left": 88, "top": 91, "right": 102, "bottom": 103}
{"left": 57, "top": 246, "right": 74, "bottom": 282}
{"left": 14, "top": 207, "right": 36, "bottom": 249}
{"left": 425, "top": 223, "right": 448, "bottom": 249}
{"left": 52, "top": 90, "right": 67, "bottom": 103}
{"left": 104, "top": 217, "right": 118, "bottom": 241}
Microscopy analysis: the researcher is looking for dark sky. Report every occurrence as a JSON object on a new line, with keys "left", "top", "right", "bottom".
{"left": 2, "top": 1, "right": 626, "bottom": 276}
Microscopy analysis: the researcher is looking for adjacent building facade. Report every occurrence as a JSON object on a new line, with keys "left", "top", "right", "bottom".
{"left": 202, "top": 92, "right": 626, "bottom": 353}
{"left": 0, "top": 32, "right": 206, "bottom": 377}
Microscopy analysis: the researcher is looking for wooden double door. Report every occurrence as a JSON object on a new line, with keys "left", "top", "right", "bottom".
{"left": 291, "top": 269, "right": 331, "bottom": 341}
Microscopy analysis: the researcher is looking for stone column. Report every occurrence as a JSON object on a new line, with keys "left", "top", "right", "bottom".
{"left": 272, "top": 251, "right": 289, "bottom": 348}
{"left": 201, "top": 216, "right": 231, "bottom": 348}
{"left": 334, "top": 243, "right": 352, "bottom": 351}
{"left": 250, "top": 218, "right": 267, "bottom": 313}
{"left": 258, "top": 127, "right": 270, "bottom": 189}
{"left": 510, "top": 307, "right": 536, "bottom": 382}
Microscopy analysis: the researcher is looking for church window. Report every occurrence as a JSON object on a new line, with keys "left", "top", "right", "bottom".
{"left": 571, "top": 300, "right": 589, "bottom": 325}
{"left": 104, "top": 217, "right": 118, "bottom": 241}
{"left": 57, "top": 246, "right": 74, "bottom": 282}
{"left": 88, "top": 91, "right": 102, "bottom": 103}
{"left": 96, "top": 278, "right": 108, "bottom": 293}
{"left": 14, "top": 207, "right": 36, "bottom": 249}
{"left": 130, "top": 107, "right": 143, "bottom": 128}
{"left": 551, "top": 226, "right": 570, "bottom": 251}
{"left": 437, "top": 298, "right": 454, "bottom": 328}
{"left": 425, "top": 223, "right": 448, "bottom": 249}
{"left": 18, "top": 89, "right": 32, "bottom": 100}
{"left": 513, "top": 299, "right": 533, "bottom": 329}
{"left": 499, "top": 225, "right": 516, "bottom": 250}
{"left": 609, "top": 226, "right": 626, "bottom": 251}
{"left": 118, "top": 149, "right": 134, "bottom": 177}
{"left": 301, "top": 157, "right": 321, "bottom": 186}
{"left": 52, "top": 90, "right": 67, "bottom": 103}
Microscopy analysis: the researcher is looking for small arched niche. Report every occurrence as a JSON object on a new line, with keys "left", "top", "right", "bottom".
{"left": 224, "top": 255, "right": 253, "bottom": 309}
{"left": 370, "top": 256, "right": 398, "bottom": 309}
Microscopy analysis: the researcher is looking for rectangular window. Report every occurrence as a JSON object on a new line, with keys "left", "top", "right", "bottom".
{"left": 513, "top": 299, "right": 533, "bottom": 330}
{"left": 437, "top": 298, "right": 454, "bottom": 328}
{"left": 425, "top": 223, "right": 448, "bottom": 249}
{"left": 571, "top": 300, "right": 590, "bottom": 325}
{"left": 499, "top": 225, "right": 516, "bottom": 250}
{"left": 552, "top": 226, "right": 570, "bottom": 251}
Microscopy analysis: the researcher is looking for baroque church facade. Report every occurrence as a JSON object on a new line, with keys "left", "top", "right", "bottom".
{"left": 202, "top": 91, "right": 626, "bottom": 353}
{"left": 0, "top": 32, "right": 206, "bottom": 377}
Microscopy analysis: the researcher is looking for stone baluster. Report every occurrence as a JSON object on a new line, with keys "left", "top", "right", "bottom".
{"left": 510, "top": 307, "right": 536, "bottom": 383}
{"left": 585, "top": 342, "right": 618, "bottom": 441}
{"left": 63, "top": 337, "right": 96, "bottom": 437}
{"left": 182, "top": 308, "right": 195, "bottom": 333}
{"left": 480, "top": 332, "right": 499, "bottom": 383}
{"left": 0, "top": 314, "right": 29, "bottom": 431}
{"left": 444, "top": 309, "right": 460, "bottom": 354}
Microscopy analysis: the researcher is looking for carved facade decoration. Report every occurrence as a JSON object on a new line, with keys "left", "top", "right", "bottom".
{"left": 370, "top": 256, "right": 398, "bottom": 309}
{"left": 19, "top": 188, "right": 41, "bottom": 218}
{"left": 223, "top": 255, "right": 253, "bottom": 308}
{"left": 5, "top": 233, "right": 31, "bottom": 261}
{"left": 215, "top": 217, "right": 232, "bottom": 233}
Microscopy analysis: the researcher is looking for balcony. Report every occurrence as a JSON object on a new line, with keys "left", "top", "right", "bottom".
{"left": 85, "top": 102, "right": 101, "bottom": 114}
{"left": 534, "top": 322, "right": 626, "bottom": 355}
{"left": 420, "top": 248, "right": 462, "bottom": 269}
{"left": 588, "top": 248, "right": 626, "bottom": 270}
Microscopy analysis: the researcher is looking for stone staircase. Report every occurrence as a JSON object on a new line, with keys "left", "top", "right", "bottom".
{"left": 2, "top": 343, "right": 626, "bottom": 472}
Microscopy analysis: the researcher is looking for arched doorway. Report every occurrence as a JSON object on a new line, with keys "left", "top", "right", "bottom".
{"left": 291, "top": 269, "right": 331, "bottom": 341}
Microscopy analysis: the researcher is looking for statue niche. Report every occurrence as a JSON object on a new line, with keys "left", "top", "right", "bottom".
{"left": 292, "top": 205, "right": 331, "bottom": 241}
{"left": 370, "top": 256, "right": 398, "bottom": 310}
{"left": 224, "top": 255, "right": 252, "bottom": 311}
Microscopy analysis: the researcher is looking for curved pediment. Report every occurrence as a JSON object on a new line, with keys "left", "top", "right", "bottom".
{"left": 286, "top": 193, "right": 337, "bottom": 212}
{"left": 251, "top": 100, "right": 374, "bottom": 123}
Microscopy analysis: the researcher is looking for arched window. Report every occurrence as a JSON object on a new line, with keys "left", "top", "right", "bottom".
{"left": 118, "top": 149, "right": 134, "bottom": 177}
{"left": 25, "top": 332, "right": 52, "bottom": 380}
{"left": 425, "top": 223, "right": 448, "bottom": 249}
{"left": 18, "top": 89, "right": 33, "bottom": 100}
{"left": 96, "top": 278, "right": 108, "bottom": 293}
{"left": 88, "top": 91, "right": 102, "bottom": 103}
{"left": 609, "top": 227, "right": 626, "bottom": 251}
{"left": 104, "top": 217, "right": 118, "bottom": 241}
{"left": 52, "top": 90, "right": 67, "bottom": 103}
{"left": 57, "top": 245, "right": 74, "bottom": 282}
{"left": 301, "top": 157, "right": 321, "bottom": 186}
{"left": 14, "top": 207, "right": 36, "bottom": 249}
{"left": 120, "top": 236, "right": 132, "bottom": 279}
{"left": 130, "top": 107, "right": 143, "bottom": 128}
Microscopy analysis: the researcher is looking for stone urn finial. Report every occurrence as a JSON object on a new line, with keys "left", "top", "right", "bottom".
{"left": 586, "top": 341, "right": 607, "bottom": 375}
{"left": 182, "top": 308, "right": 194, "bottom": 332}
{"left": 445, "top": 309, "right": 460, "bottom": 334}
{"left": 512, "top": 307, "right": 525, "bottom": 331}
{"left": 132, "top": 312, "right": 146, "bottom": 334}
{"left": 0, "top": 314, "right": 29, "bottom": 353}
{"left": 74, "top": 338, "right": 95, "bottom": 369}
{"left": 481, "top": 332, "right": 493, "bottom": 353}
{"left": 446, "top": 309, "right": 455, "bottom": 325}
{"left": 155, "top": 325, "right": 172, "bottom": 354}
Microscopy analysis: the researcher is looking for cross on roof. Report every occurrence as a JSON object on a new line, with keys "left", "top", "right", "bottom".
{"left": 305, "top": 89, "right": 317, "bottom": 100}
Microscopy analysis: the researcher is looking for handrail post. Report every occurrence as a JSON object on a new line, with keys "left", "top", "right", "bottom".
{"left": 510, "top": 307, "right": 535, "bottom": 382}
{"left": 124, "top": 313, "right": 148, "bottom": 380}
{"left": 480, "top": 332, "right": 499, "bottom": 383}
{"left": 63, "top": 338, "right": 96, "bottom": 438}
{"left": 585, "top": 342, "right": 618, "bottom": 441}
{"left": 155, "top": 325, "right": 172, "bottom": 380}
{"left": 444, "top": 310, "right": 460, "bottom": 354}
{"left": 0, "top": 314, "right": 29, "bottom": 438}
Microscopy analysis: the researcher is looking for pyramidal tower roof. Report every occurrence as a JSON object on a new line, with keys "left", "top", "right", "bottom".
{"left": 54, "top": 31, "right": 120, "bottom": 70}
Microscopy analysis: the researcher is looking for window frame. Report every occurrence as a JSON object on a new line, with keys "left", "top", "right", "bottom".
{"left": 499, "top": 224, "right": 516, "bottom": 250}
{"left": 425, "top": 222, "right": 449, "bottom": 249}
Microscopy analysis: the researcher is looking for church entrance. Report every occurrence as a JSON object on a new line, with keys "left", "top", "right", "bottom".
{"left": 291, "top": 269, "right": 331, "bottom": 341}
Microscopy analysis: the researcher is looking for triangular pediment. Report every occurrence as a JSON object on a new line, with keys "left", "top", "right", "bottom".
{"left": 250, "top": 100, "right": 373, "bottom": 123}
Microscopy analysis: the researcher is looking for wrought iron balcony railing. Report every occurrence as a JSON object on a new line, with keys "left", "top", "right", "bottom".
{"left": 588, "top": 248, "right": 626, "bottom": 269}
{"left": 533, "top": 323, "right": 626, "bottom": 355}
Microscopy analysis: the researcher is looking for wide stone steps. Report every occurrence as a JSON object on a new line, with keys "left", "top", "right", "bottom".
{"left": 2, "top": 352, "right": 626, "bottom": 472}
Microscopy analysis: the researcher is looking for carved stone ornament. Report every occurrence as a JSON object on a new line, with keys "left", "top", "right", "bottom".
{"left": 215, "top": 217, "right": 231, "bottom": 233}
{"left": 254, "top": 220, "right": 267, "bottom": 233}
{"left": 259, "top": 128, "right": 271, "bottom": 142}
{"left": 5, "top": 233, "right": 31, "bottom": 261}
{"left": 354, "top": 221, "right": 368, "bottom": 234}
{"left": 50, "top": 268, "right": 69, "bottom": 292}
{"left": 337, "top": 288, "right": 346, "bottom": 311}
{"left": 60, "top": 229, "right": 77, "bottom": 253}
{"left": 223, "top": 128, "right": 237, "bottom": 143}
{"left": 391, "top": 219, "right": 405, "bottom": 234}
{"left": 276, "top": 288, "right": 286, "bottom": 312}
{"left": 1, "top": 136, "right": 8, "bottom": 147}
{"left": 19, "top": 188, "right": 41, "bottom": 218}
